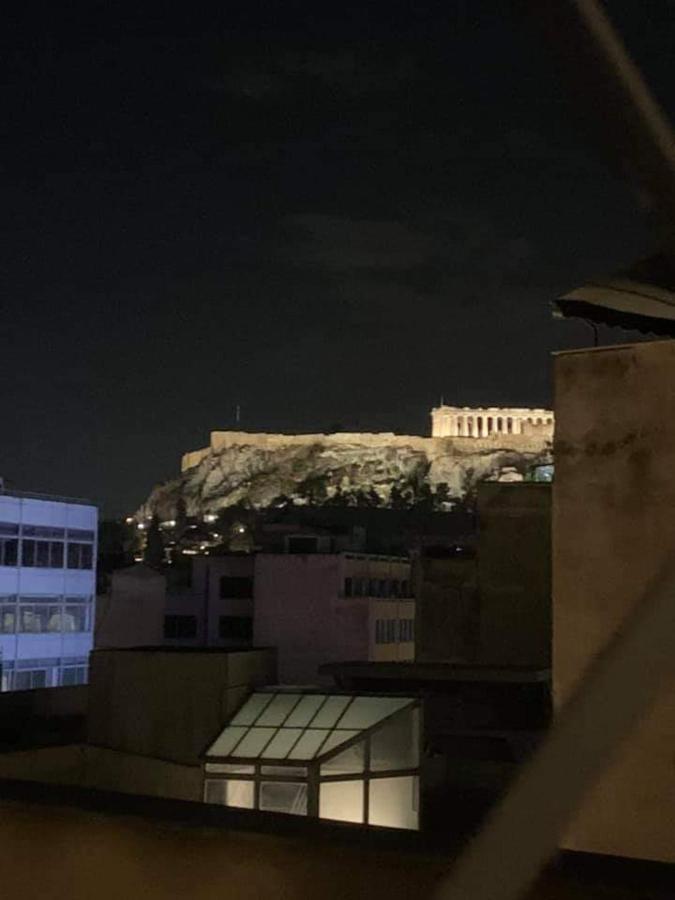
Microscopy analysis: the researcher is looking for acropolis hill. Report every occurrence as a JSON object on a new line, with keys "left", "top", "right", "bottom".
{"left": 140, "top": 405, "right": 553, "bottom": 517}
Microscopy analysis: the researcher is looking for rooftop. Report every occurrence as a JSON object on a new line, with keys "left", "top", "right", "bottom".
{"left": 0, "top": 777, "right": 673, "bottom": 898}
{"left": 0, "top": 488, "right": 94, "bottom": 507}
{"left": 319, "top": 661, "right": 551, "bottom": 684}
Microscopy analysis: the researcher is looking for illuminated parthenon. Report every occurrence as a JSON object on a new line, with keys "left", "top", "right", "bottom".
{"left": 431, "top": 405, "right": 554, "bottom": 439}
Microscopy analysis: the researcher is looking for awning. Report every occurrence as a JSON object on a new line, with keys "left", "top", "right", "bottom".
{"left": 553, "top": 253, "right": 675, "bottom": 336}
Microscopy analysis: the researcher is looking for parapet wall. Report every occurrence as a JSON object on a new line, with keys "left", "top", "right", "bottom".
{"left": 180, "top": 429, "right": 551, "bottom": 472}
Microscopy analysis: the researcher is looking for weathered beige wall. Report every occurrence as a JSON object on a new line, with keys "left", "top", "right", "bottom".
{"left": 87, "top": 648, "right": 276, "bottom": 764}
{"left": 95, "top": 565, "right": 166, "bottom": 649}
{"left": 0, "top": 792, "right": 445, "bottom": 900}
{"left": 554, "top": 339, "right": 675, "bottom": 862}
{"left": 477, "top": 482, "right": 551, "bottom": 667}
{"left": 0, "top": 744, "right": 202, "bottom": 802}
{"left": 413, "top": 556, "right": 478, "bottom": 663}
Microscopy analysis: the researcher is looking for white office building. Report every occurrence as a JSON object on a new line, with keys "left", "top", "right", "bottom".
{"left": 0, "top": 491, "right": 97, "bottom": 691}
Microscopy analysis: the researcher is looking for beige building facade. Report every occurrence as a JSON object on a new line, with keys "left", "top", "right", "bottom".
{"left": 554, "top": 339, "right": 675, "bottom": 862}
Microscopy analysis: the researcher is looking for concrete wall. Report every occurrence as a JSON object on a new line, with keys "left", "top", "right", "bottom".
{"left": 254, "top": 554, "right": 342, "bottom": 683}
{"left": 0, "top": 789, "right": 444, "bottom": 900}
{"left": 96, "top": 565, "right": 166, "bottom": 649}
{"left": 253, "top": 554, "right": 413, "bottom": 683}
{"left": 0, "top": 743, "right": 202, "bottom": 801}
{"left": 477, "top": 482, "right": 551, "bottom": 667}
{"left": 87, "top": 648, "right": 276, "bottom": 764}
{"left": 413, "top": 556, "right": 478, "bottom": 663}
{"left": 554, "top": 339, "right": 675, "bottom": 862}
{"left": 0, "top": 684, "right": 87, "bottom": 718}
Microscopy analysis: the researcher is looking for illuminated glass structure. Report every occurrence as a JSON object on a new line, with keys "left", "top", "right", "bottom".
{"left": 203, "top": 690, "right": 420, "bottom": 829}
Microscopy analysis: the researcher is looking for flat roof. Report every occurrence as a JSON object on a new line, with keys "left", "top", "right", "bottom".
{"left": 319, "top": 661, "right": 551, "bottom": 684}
{"left": 92, "top": 646, "right": 275, "bottom": 655}
{"left": 0, "top": 489, "right": 95, "bottom": 507}
{"left": 1, "top": 777, "right": 674, "bottom": 895}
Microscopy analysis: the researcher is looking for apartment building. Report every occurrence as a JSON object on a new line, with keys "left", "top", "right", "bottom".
{"left": 0, "top": 490, "right": 97, "bottom": 690}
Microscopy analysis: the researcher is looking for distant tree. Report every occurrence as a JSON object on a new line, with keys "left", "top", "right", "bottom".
{"left": 433, "top": 482, "right": 452, "bottom": 510}
{"left": 144, "top": 514, "right": 165, "bottom": 569}
{"left": 175, "top": 497, "right": 188, "bottom": 533}
{"left": 325, "top": 486, "right": 345, "bottom": 507}
{"left": 352, "top": 489, "right": 372, "bottom": 508}
{"left": 297, "top": 474, "right": 329, "bottom": 505}
{"left": 96, "top": 519, "right": 134, "bottom": 592}
{"left": 389, "top": 484, "right": 411, "bottom": 510}
{"left": 366, "top": 488, "right": 382, "bottom": 507}
{"left": 413, "top": 482, "right": 435, "bottom": 514}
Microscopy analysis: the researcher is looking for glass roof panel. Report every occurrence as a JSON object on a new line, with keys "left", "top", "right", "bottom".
{"left": 231, "top": 727, "right": 276, "bottom": 758}
{"left": 284, "top": 694, "right": 327, "bottom": 727}
{"left": 256, "top": 693, "right": 302, "bottom": 726}
{"left": 229, "top": 693, "right": 275, "bottom": 726}
{"left": 206, "top": 725, "right": 248, "bottom": 757}
{"left": 260, "top": 728, "right": 304, "bottom": 759}
{"left": 310, "top": 696, "right": 351, "bottom": 728}
{"left": 205, "top": 694, "right": 418, "bottom": 764}
{"left": 287, "top": 729, "right": 330, "bottom": 760}
{"left": 337, "top": 697, "right": 413, "bottom": 730}
{"left": 317, "top": 729, "right": 360, "bottom": 758}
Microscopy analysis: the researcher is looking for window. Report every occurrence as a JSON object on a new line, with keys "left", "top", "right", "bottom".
{"left": 67, "top": 542, "right": 93, "bottom": 570}
{"left": 204, "top": 779, "right": 254, "bottom": 809}
{"left": 164, "top": 614, "right": 197, "bottom": 639}
{"left": 63, "top": 600, "right": 91, "bottom": 632}
{"left": 375, "top": 619, "right": 399, "bottom": 644}
{"left": 22, "top": 525, "right": 65, "bottom": 538}
{"left": 378, "top": 579, "right": 387, "bottom": 598}
{"left": 219, "top": 616, "right": 253, "bottom": 642}
{"left": 260, "top": 782, "right": 307, "bottom": 816}
{"left": 66, "top": 528, "right": 95, "bottom": 541}
{"left": 389, "top": 580, "right": 399, "bottom": 598}
{"left": 0, "top": 538, "right": 18, "bottom": 567}
{"left": 0, "top": 522, "right": 19, "bottom": 536}
{"left": 19, "top": 605, "right": 49, "bottom": 633}
{"left": 344, "top": 577, "right": 353, "bottom": 597}
{"left": 287, "top": 536, "right": 319, "bottom": 554}
{"left": 219, "top": 576, "right": 253, "bottom": 599}
{"left": 60, "top": 666, "right": 88, "bottom": 686}
{"left": 399, "top": 619, "right": 415, "bottom": 642}
{"left": 21, "top": 540, "right": 64, "bottom": 568}
{"left": 13, "top": 670, "right": 47, "bottom": 691}
{"left": 401, "top": 580, "right": 410, "bottom": 598}
{"left": 0, "top": 599, "right": 17, "bottom": 634}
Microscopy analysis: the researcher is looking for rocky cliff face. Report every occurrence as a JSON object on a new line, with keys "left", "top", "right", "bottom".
{"left": 138, "top": 432, "right": 552, "bottom": 519}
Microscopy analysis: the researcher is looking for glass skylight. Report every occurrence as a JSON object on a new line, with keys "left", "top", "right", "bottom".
{"left": 203, "top": 691, "right": 421, "bottom": 830}
{"left": 205, "top": 692, "right": 417, "bottom": 763}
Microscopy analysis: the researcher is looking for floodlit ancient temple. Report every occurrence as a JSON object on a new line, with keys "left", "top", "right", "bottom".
{"left": 431, "top": 405, "right": 554, "bottom": 439}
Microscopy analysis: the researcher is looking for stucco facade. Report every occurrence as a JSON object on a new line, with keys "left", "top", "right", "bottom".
{"left": 253, "top": 553, "right": 414, "bottom": 684}
{"left": 554, "top": 339, "right": 675, "bottom": 862}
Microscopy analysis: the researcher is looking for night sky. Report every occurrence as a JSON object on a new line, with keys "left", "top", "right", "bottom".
{"left": 3, "top": 3, "right": 673, "bottom": 516}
